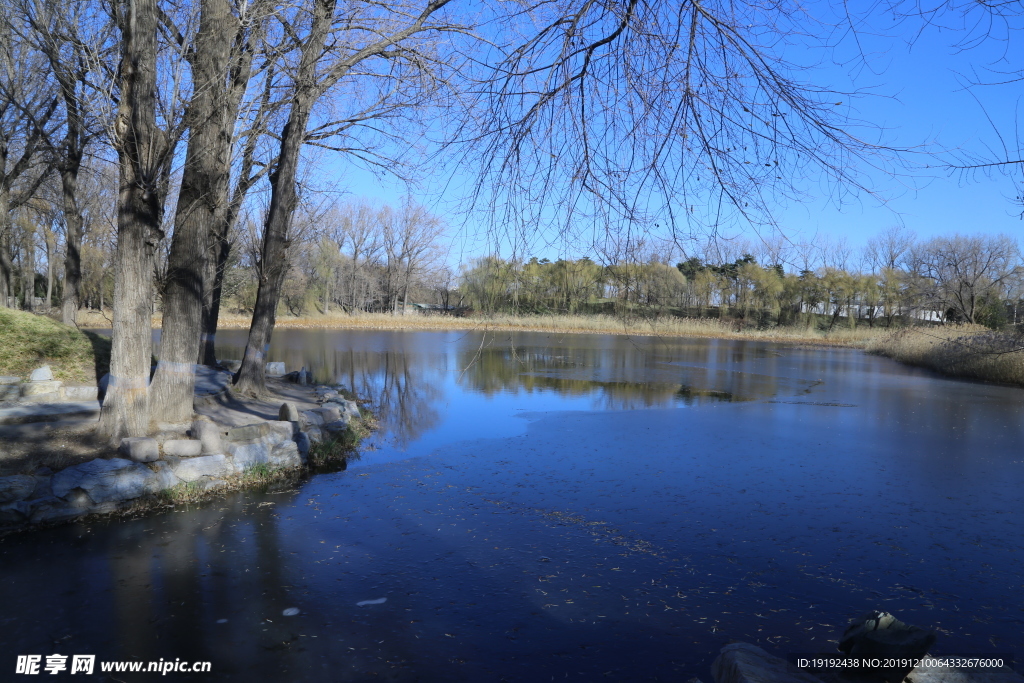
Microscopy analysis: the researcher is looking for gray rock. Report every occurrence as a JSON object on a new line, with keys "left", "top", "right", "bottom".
{"left": 119, "top": 437, "right": 160, "bottom": 463}
{"left": 0, "top": 475, "right": 37, "bottom": 503}
{"left": 191, "top": 417, "right": 222, "bottom": 454}
{"left": 219, "top": 359, "right": 242, "bottom": 372}
{"left": 300, "top": 409, "right": 325, "bottom": 428}
{"left": 306, "top": 426, "right": 323, "bottom": 444}
{"left": 268, "top": 440, "right": 302, "bottom": 468}
{"left": 712, "top": 643, "right": 825, "bottom": 683}
{"left": 0, "top": 502, "right": 26, "bottom": 524}
{"left": 294, "top": 431, "right": 311, "bottom": 462}
{"left": 265, "top": 361, "right": 286, "bottom": 377}
{"left": 21, "top": 380, "right": 63, "bottom": 397}
{"left": 0, "top": 376, "right": 20, "bottom": 384}
{"left": 29, "top": 365, "right": 54, "bottom": 382}
{"left": 323, "top": 419, "right": 349, "bottom": 436}
{"left": 316, "top": 388, "right": 340, "bottom": 401}
{"left": 264, "top": 420, "right": 294, "bottom": 445}
{"left": 172, "top": 454, "right": 231, "bottom": 482}
{"left": 314, "top": 405, "right": 342, "bottom": 424}
{"left": 323, "top": 397, "right": 360, "bottom": 421}
{"left": 28, "top": 497, "right": 87, "bottom": 524}
{"left": 199, "top": 478, "right": 227, "bottom": 491}
{"left": 163, "top": 439, "right": 203, "bottom": 457}
{"left": 279, "top": 402, "right": 299, "bottom": 422}
{"left": 145, "top": 460, "right": 180, "bottom": 492}
{"left": 63, "top": 386, "right": 99, "bottom": 401}
{"left": 839, "top": 611, "right": 936, "bottom": 660}
{"left": 0, "top": 384, "right": 20, "bottom": 401}
{"left": 63, "top": 488, "right": 94, "bottom": 510}
{"left": 51, "top": 458, "right": 155, "bottom": 504}
{"left": 225, "top": 422, "right": 270, "bottom": 442}
{"left": 227, "top": 441, "right": 270, "bottom": 471}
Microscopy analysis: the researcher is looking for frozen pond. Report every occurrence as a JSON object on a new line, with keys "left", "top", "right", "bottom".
{"left": 2, "top": 329, "right": 1022, "bottom": 681}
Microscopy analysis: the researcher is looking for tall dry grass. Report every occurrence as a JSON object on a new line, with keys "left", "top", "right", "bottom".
{"left": 77, "top": 308, "right": 889, "bottom": 346}
{"left": 867, "top": 325, "right": 1024, "bottom": 385}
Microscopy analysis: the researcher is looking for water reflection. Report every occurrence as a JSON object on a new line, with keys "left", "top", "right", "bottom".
{"left": 216, "top": 330, "right": 828, "bottom": 440}
{"left": 4, "top": 329, "right": 1024, "bottom": 681}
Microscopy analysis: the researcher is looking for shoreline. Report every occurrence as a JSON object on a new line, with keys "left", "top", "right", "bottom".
{"left": 75, "top": 309, "right": 885, "bottom": 348}
{"left": 0, "top": 379, "right": 374, "bottom": 535}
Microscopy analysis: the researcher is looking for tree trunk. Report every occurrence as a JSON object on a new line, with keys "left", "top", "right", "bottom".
{"left": 199, "top": 41, "right": 261, "bottom": 368}
{"left": 22, "top": 222, "right": 35, "bottom": 311}
{"left": 45, "top": 230, "right": 53, "bottom": 309}
{"left": 97, "top": 0, "right": 169, "bottom": 443}
{"left": 150, "top": 0, "right": 238, "bottom": 422}
{"left": 0, "top": 191, "right": 11, "bottom": 308}
{"left": 234, "top": 0, "right": 336, "bottom": 396}
{"left": 60, "top": 165, "right": 84, "bottom": 325}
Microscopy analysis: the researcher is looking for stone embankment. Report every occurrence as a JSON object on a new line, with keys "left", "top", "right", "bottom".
{"left": 0, "top": 363, "right": 362, "bottom": 531}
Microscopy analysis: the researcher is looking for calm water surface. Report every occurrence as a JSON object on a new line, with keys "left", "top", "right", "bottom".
{"left": 2, "top": 329, "right": 1023, "bottom": 681}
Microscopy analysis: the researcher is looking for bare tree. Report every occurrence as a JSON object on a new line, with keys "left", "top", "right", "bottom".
{"left": 0, "top": 8, "right": 57, "bottom": 308}
{"left": 380, "top": 199, "right": 444, "bottom": 313}
{"left": 97, "top": 0, "right": 180, "bottom": 442}
{"left": 233, "top": 0, "right": 458, "bottom": 395}
{"left": 907, "top": 233, "right": 1021, "bottom": 324}
{"left": 17, "top": 0, "right": 108, "bottom": 325}
{"left": 150, "top": 0, "right": 265, "bottom": 422}
{"left": 458, "top": 0, "right": 893, "bottom": 253}
{"left": 864, "top": 225, "right": 915, "bottom": 272}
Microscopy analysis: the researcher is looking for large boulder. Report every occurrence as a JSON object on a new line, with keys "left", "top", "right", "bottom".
{"left": 712, "top": 643, "right": 825, "bottom": 683}
{"left": 839, "top": 611, "right": 936, "bottom": 660}
{"left": 0, "top": 475, "right": 37, "bottom": 504}
{"left": 265, "top": 361, "right": 286, "bottom": 377}
{"left": 227, "top": 441, "right": 270, "bottom": 471}
{"left": 268, "top": 441, "right": 302, "bottom": 468}
{"left": 172, "top": 454, "right": 232, "bottom": 482}
{"left": 52, "top": 458, "right": 163, "bottom": 504}
{"left": 225, "top": 422, "right": 271, "bottom": 442}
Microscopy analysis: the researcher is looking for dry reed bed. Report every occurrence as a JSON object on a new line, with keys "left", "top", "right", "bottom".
{"left": 867, "top": 325, "right": 1024, "bottom": 386}
{"left": 76, "top": 309, "right": 887, "bottom": 346}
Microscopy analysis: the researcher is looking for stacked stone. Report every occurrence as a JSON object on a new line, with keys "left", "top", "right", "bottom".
{"left": 0, "top": 383, "right": 362, "bottom": 529}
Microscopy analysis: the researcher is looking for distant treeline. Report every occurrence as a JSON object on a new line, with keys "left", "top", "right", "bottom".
{"left": 456, "top": 232, "right": 1024, "bottom": 330}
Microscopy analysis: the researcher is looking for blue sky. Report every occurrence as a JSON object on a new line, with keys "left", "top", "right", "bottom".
{"left": 321, "top": 2, "right": 1024, "bottom": 268}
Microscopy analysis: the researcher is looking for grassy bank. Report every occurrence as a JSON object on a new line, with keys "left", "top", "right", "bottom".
{"left": 0, "top": 308, "right": 110, "bottom": 383}
{"left": 75, "top": 308, "right": 888, "bottom": 347}
{"left": 867, "top": 325, "right": 1024, "bottom": 386}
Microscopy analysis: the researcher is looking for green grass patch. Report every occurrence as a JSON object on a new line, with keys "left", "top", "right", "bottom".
{"left": 309, "top": 413, "right": 375, "bottom": 467}
{"left": 0, "top": 308, "right": 110, "bottom": 383}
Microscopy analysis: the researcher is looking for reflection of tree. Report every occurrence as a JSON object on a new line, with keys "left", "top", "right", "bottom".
{"left": 215, "top": 331, "right": 444, "bottom": 447}
{"left": 456, "top": 333, "right": 785, "bottom": 409}
{"left": 106, "top": 490, "right": 304, "bottom": 681}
